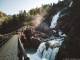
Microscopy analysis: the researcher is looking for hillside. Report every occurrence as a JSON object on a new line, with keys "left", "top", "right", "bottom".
{"left": 0, "top": 4, "right": 52, "bottom": 34}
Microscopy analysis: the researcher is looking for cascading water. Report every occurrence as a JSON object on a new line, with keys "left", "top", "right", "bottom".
{"left": 27, "top": 11, "right": 66, "bottom": 60}
{"left": 27, "top": 37, "right": 64, "bottom": 60}
{"left": 50, "top": 11, "right": 61, "bottom": 29}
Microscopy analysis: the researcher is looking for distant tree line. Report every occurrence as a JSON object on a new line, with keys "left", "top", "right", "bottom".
{"left": 0, "top": 10, "right": 28, "bottom": 34}
{"left": 0, "top": 2, "right": 65, "bottom": 34}
{"left": 28, "top": 4, "right": 52, "bottom": 16}
{"left": 0, "top": 4, "right": 52, "bottom": 34}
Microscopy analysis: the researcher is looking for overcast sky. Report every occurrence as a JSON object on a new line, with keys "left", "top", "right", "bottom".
{"left": 0, "top": 0, "right": 61, "bottom": 15}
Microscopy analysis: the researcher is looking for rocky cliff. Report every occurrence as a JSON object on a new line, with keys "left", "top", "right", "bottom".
{"left": 55, "top": 0, "right": 80, "bottom": 60}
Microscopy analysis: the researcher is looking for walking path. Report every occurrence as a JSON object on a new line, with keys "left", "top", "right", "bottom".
{"left": 0, "top": 35, "right": 18, "bottom": 60}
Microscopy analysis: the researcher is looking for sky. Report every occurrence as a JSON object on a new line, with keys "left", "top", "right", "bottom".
{"left": 0, "top": 0, "right": 61, "bottom": 15}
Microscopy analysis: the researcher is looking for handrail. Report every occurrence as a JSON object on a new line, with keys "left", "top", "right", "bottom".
{"left": 18, "top": 37, "right": 29, "bottom": 60}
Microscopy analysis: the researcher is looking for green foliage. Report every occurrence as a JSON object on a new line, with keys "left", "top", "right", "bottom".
{"left": 28, "top": 4, "right": 52, "bottom": 16}
{"left": 18, "top": 10, "right": 27, "bottom": 21}
{"left": 42, "top": 4, "right": 51, "bottom": 11}
{"left": 0, "top": 4, "right": 52, "bottom": 34}
{"left": 0, "top": 10, "right": 27, "bottom": 34}
{"left": 28, "top": 8, "right": 39, "bottom": 15}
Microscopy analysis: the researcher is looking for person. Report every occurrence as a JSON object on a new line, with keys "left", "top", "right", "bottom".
{"left": 23, "top": 27, "right": 32, "bottom": 42}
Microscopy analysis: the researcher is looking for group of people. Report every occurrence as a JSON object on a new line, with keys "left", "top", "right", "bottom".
{"left": 18, "top": 26, "right": 43, "bottom": 49}
{"left": 18, "top": 25, "right": 61, "bottom": 49}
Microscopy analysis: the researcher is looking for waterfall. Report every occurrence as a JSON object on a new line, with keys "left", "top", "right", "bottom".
{"left": 50, "top": 11, "right": 66, "bottom": 37}
{"left": 37, "top": 40, "right": 63, "bottom": 60}
{"left": 27, "top": 11, "right": 66, "bottom": 60}
{"left": 50, "top": 11, "right": 61, "bottom": 29}
{"left": 27, "top": 37, "right": 64, "bottom": 60}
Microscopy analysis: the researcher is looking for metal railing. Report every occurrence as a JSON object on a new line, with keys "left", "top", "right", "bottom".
{"left": 18, "top": 37, "right": 30, "bottom": 60}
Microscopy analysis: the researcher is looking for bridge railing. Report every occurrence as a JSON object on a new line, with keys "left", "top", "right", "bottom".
{"left": 18, "top": 37, "right": 29, "bottom": 60}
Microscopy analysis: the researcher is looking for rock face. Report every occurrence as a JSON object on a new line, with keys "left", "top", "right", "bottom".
{"left": 55, "top": 0, "right": 80, "bottom": 60}
{"left": 43, "top": 1, "right": 66, "bottom": 27}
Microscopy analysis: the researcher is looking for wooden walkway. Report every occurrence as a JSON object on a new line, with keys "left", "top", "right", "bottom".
{"left": 0, "top": 35, "right": 18, "bottom": 60}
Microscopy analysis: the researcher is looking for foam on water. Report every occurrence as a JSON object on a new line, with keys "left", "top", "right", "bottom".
{"left": 50, "top": 11, "right": 61, "bottom": 28}
{"left": 27, "top": 11, "right": 66, "bottom": 60}
{"left": 27, "top": 37, "right": 63, "bottom": 60}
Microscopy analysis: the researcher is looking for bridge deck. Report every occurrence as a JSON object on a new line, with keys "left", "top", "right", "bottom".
{"left": 0, "top": 35, "right": 18, "bottom": 60}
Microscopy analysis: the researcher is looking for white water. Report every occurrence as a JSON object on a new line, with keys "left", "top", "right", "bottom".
{"left": 50, "top": 11, "right": 61, "bottom": 29}
{"left": 27, "top": 11, "right": 65, "bottom": 60}
{"left": 50, "top": 11, "right": 66, "bottom": 37}
{"left": 27, "top": 37, "right": 64, "bottom": 60}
